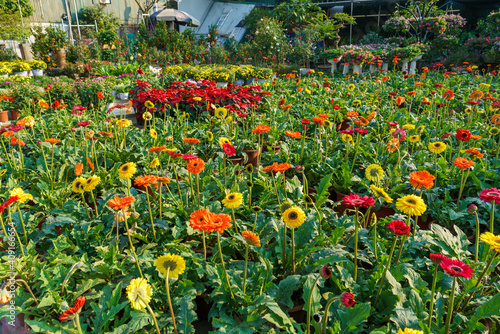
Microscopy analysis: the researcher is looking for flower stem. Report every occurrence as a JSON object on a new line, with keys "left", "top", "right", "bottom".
{"left": 489, "top": 202, "right": 495, "bottom": 233}
{"left": 373, "top": 235, "right": 399, "bottom": 308}
{"left": 291, "top": 228, "right": 295, "bottom": 274}
{"left": 460, "top": 252, "right": 497, "bottom": 312}
{"left": 306, "top": 275, "right": 321, "bottom": 334}
{"left": 75, "top": 314, "right": 84, "bottom": 334}
{"left": 165, "top": 269, "right": 179, "bottom": 334}
{"left": 145, "top": 190, "right": 156, "bottom": 240}
{"left": 474, "top": 211, "right": 480, "bottom": 262}
{"left": 444, "top": 276, "right": 457, "bottom": 334}
{"left": 146, "top": 305, "right": 161, "bottom": 334}
{"left": 243, "top": 244, "right": 249, "bottom": 293}
{"left": 17, "top": 206, "right": 27, "bottom": 245}
{"left": 427, "top": 264, "right": 439, "bottom": 329}
{"left": 354, "top": 208, "right": 359, "bottom": 282}
{"left": 123, "top": 209, "right": 143, "bottom": 278}
{"left": 320, "top": 297, "right": 341, "bottom": 334}
{"left": 217, "top": 232, "right": 235, "bottom": 300}
{"left": 231, "top": 208, "right": 239, "bottom": 234}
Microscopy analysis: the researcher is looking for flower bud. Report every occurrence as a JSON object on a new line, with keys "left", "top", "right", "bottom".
{"left": 320, "top": 266, "right": 331, "bottom": 279}
{"left": 467, "top": 204, "right": 477, "bottom": 214}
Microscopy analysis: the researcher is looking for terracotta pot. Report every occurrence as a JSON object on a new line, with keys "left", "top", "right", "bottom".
{"left": 336, "top": 120, "right": 351, "bottom": 132}
{"left": 287, "top": 304, "right": 306, "bottom": 323}
{"left": 10, "top": 110, "right": 20, "bottom": 120}
{"left": 229, "top": 157, "right": 243, "bottom": 166}
{"left": 0, "top": 110, "right": 8, "bottom": 123}
{"left": 55, "top": 48, "right": 66, "bottom": 68}
{"left": 243, "top": 150, "right": 260, "bottom": 166}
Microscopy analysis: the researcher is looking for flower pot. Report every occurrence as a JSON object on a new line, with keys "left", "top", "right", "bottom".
{"left": 55, "top": 48, "right": 66, "bottom": 68}
{"left": 287, "top": 304, "right": 306, "bottom": 323}
{"left": 243, "top": 150, "right": 260, "bottom": 166}
{"left": 400, "top": 59, "right": 410, "bottom": 72}
{"left": 327, "top": 57, "right": 342, "bottom": 72}
{"left": 257, "top": 78, "right": 270, "bottom": 84}
{"left": 229, "top": 157, "right": 243, "bottom": 166}
{"left": 112, "top": 90, "right": 116, "bottom": 97}
{"left": 369, "top": 64, "right": 377, "bottom": 73}
{"left": 382, "top": 63, "right": 389, "bottom": 71}
{"left": 342, "top": 63, "right": 350, "bottom": 75}
{"left": 32, "top": 69, "right": 44, "bottom": 76}
{"left": 13, "top": 71, "right": 28, "bottom": 76}
{"left": 234, "top": 79, "right": 244, "bottom": 86}
{"left": 118, "top": 93, "right": 129, "bottom": 100}
{"left": 352, "top": 63, "right": 363, "bottom": 74}
{"left": 0, "top": 110, "right": 9, "bottom": 123}
{"left": 10, "top": 110, "right": 20, "bottom": 120}
{"left": 245, "top": 78, "right": 255, "bottom": 85}
{"left": 409, "top": 60, "right": 418, "bottom": 75}
{"left": 216, "top": 82, "right": 228, "bottom": 88}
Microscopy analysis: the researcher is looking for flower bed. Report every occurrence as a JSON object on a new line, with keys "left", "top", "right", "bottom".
{"left": 0, "top": 65, "right": 499, "bottom": 334}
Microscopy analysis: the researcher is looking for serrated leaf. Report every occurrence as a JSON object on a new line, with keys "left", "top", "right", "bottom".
{"left": 430, "top": 225, "right": 470, "bottom": 259}
{"left": 128, "top": 310, "right": 151, "bottom": 332}
{"left": 268, "top": 275, "right": 302, "bottom": 309}
{"left": 38, "top": 293, "right": 56, "bottom": 308}
{"left": 463, "top": 293, "right": 500, "bottom": 333}
{"left": 314, "top": 173, "right": 333, "bottom": 208}
{"left": 390, "top": 308, "right": 420, "bottom": 330}
{"left": 338, "top": 302, "right": 371, "bottom": 334}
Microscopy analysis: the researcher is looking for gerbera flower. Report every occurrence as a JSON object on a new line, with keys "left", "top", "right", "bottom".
{"left": 154, "top": 253, "right": 186, "bottom": 278}
{"left": 126, "top": 278, "right": 153, "bottom": 310}
{"left": 59, "top": 296, "right": 86, "bottom": 321}
{"left": 490, "top": 127, "right": 500, "bottom": 135}
{"left": 183, "top": 138, "right": 200, "bottom": 144}
{"left": 471, "top": 134, "right": 481, "bottom": 140}
{"left": 189, "top": 209, "right": 215, "bottom": 232}
{"left": 320, "top": 266, "right": 332, "bottom": 279}
{"left": 222, "top": 193, "right": 243, "bottom": 209}
{"left": 149, "top": 129, "right": 157, "bottom": 139}
{"left": 187, "top": 158, "right": 205, "bottom": 174}
{"left": 144, "top": 100, "right": 154, "bottom": 109}
{"left": 150, "top": 157, "right": 160, "bottom": 168}
{"left": 454, "top": 157, "right": 474, "bottom": 170}
{"left": 148, "top": 146, "right": 167, "bottom": 153}
{"left": 282, "top": 206, "right": 306, "bottom": 229}
{"left": 469, "top": 90, "right": 483, "bottom": 100}
{"left": 346, "top": 110, "right": 359, "bottom": 118}
{"left": 396, "top": 328, "right": 423, "bottom": 334}
{"left": 71, "top": 177, "right": 86, "bottom": 193}
{"left": 214, "top": 107, "right": 228, "bottom": 119}
{"left": 242, "top": 231, "right": 261, "bottom": 247}
{"left": 83, "top": 175, "right": 100, "bottom": 192}
{"left": 342, "top": 134, "right": 353, "bottom": 142}
{"left": 45, "top": 138, "right": 61, "bottom": 145}
{"left": 430, "top": 253, "right": 447, "bottom": 264}
{"left": 480, "top": 232, "right": 500, "bottom": 252}
{"left": 443, "top": 90, "right": 453, "bottom": 100}
{"left": 0, "top": 196, "right": 20, "bottom": 213}
{"left": 347, "top": 84, "right": 355, "bottom": 91}
{"left": 0, "top": 288, "right": 12, "bottom": 304}
{"left": 440, "top": 258, "right": 473, "bottom": 279}
{"left": 86, "top": 157, "right": 94, "bottom": 170}
{"left": 396, "top": 195, "right": 426, "bottom": 216}
{"left": 370, "top": 185, "right": 393, "bottom": 203}
{"left": 210, "top": 213, "right": 233, "bottom": 233}
{"left": 182, "top": 154, "right": 198, "bottom": 161}
{"left": 108, "top": 196, "right": 136, "bottom": 210}
{"left": 428, "top": 142, "right": 446, "bottom": 154}
{"left": 354, "top": 117, "right": 368, "bottom": 126}
{"left": 456, "top": 129, "right": 471, "bottom": 142}
{"left": 119, "top": 163, "right": 137, "bottom": 179}
{"left": 340, "top": 292, "right": 355, "bottom": 307}
{"left": 134, "top": 175, "right": 158, "bottom": 187}
{"left": 206, "top": 131, "right": 214, "bottom": 141}
{"left": 252, "top": 125, "right": 271, "bottom": 134}
{"left": 143, "top": 111, "right": 152, "bottom": 120}
{"left": 365, "top": 164, "right": 384, "bottom": 182}
{"left": 407, "top": 135, "right": 420, "bottom": 143}
{"left": 75, "top": 163, "right": 83, "bottom": 176}
{"left": 387, "top": 138, "right": 400, "bottom": 152}
{"left": 342, "top": 194, "right": 375, "bottom": 208}
{"left": 352, "top": 99, "right": 361, "bottom": 107}
{"left": 96, "top": 92, "right": 103, "bottom": 99}
{"left": 386, "top": 220, "right": 411, "bottom": 235}
{"left": 409, "top": 171, "right": 435, "bottom": 189}
{"left": 218, "top": 137, "right": 231, "bottom": 147}
{"left": 222, "top": 143, "right": 236, "bottom": 156}
{"left": 478, "top": 188, "right": 500, "bottom": 204}
{"left": 274, "top": 163, "right": 292, "bottom": 173}
{"left": 392, "top": 128, "right": 406, "bottom": 141}
{"left": 286, "top": 130, "right": 301, "bottom": 139}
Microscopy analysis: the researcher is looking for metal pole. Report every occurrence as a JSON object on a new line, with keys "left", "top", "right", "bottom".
{"left": 73, "top": 0, "right": 81, "bottom": 40}
{"left": 63, "top": 0, "right": 74, "bottom": 44}
{"left": 378, "top": 3, "right": 381, "bottom": 27}
{"left": 16, "top": 0, "right": 24, "bottom": 27}
{"left": 95, "top": 20, "right": 99, "bottom": 33}
{"left": 349, "top": 0, "right": 353, "bottom": 44}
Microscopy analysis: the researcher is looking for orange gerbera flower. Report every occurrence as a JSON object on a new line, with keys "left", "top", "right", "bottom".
{"left": 281, "top": 104, "right": 292, "bottom": 111}
{"left": 183, "top": 138, "right": 200, "bottom": 145}
{"left": 465, "top": 148, "right": 484, "bottom": 159}
{"left": 312, "top": 117, "right": 325, "bottom": 125}
{"left": 242, "top": 231, "right": 261, "bottom": 247}
{"left": 406, "top": 91, "right": 416, "bottom": 96}
{"left": 39, "top": 101, "right": 49, "bottom": 109}
{"left": 156, "top": 176, "right": 171, "bottom": 184}
{"left": 285, "top": 130, "right": 301, "bottom": 139}
{"left": 274, "top": 162, "right": 292, "bottom": 173}
{"left": 396, "top": 96, "right": 406, "bottom": 106}
{"left": 382, "top": 76, "right": 388, "bottom": 81}
{"left": 252, "top": 125, "right": 271, "bottom": 134}
{"left": 98, "top": 131, "right": 113, "bottom": 137}
{"left": 75, "top": 163, "right": 83, "bottom": 176}
{"left": 263, "top": 162, "right": 279, "bottom": 172}
{"left": 189, "top": 208, "right": 215, "bottom": 233}
{"left": 367, "top": 112, "right": 377, "bottom": 121}
{"left": 471, "top": 134, "right": 481, "bottom": 140}
{"left": 86, "top": 157, "right": 94, "bottom": 170}
{"left": 354, "top": 117, "right": 369, "bottom": 126}
{"left": 454, "top": 157, "right": 474, "bottom": 170}
{"left": 420, "top": 74, "right": 426, "bottom": 80}
{"left": 10, "top": 137, "right": 25, "bottom": 146}
{"left": 414, "top": 82, "right": 424, "bottom": 86}
{"left": 491, "top": 114, "right": 500, "bottom": 125}
{"left": 45, "top": 138, "right": 61, "bottom": 145}
{"left": 484, "top": 93, "right": 497, "bottom": 100}
{"left": 134, "top": 175, "right": 158, "bottom": 187}
{"left": 409, "top": 171, "right": 435, "bottom": 189}
{"left": 148, "top": 146, "right": 167, "bottom": 153}
{"left": 470, "top": 90, "right": 483, "bottom": 100}
{"left": 297, "top": 88, "right": 303, "bottom": 93}
{"left": 346, "top": 110, "right": 359, "bottom": 118}
{"left": 318, "top": 113, "right": 330, "bottom": 118}
{"left": 186, "top": 158, "right": 205, "bottom": 174}
{"left": 2, "top": 131, "right": 13, "bottom": 137}
{"left": 209, "top": 213, "right": 232, "bottom": 233}
{"left": 387, "top": 138, "right": 399, "bottom": 152}
{"left": 108, "top": 196, "right": 136, "bottom": 210}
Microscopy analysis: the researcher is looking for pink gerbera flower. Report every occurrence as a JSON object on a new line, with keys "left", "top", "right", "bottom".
{"left": 478, "top": 188, "right": 500, "bottom": 204}
{"left": 440, "top": 258, "right": 473, "bottom": 279}
{"left": 342, "top": 194, "right": 375, "bottom": 209}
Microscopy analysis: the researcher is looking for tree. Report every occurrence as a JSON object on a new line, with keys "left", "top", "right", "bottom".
{"left": 0, "top": 9, "right": 31, "bottom": 40}
{"left": 79, "top": 5, "right": 120, "bottom": 33}
{"left": 0, "top": 0, "right": 33, "bottom": 17}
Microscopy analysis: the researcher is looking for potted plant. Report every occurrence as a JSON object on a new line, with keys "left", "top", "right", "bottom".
{"left": 234, "top": 66, "right": 253, "bottom": 86}
{"left": 253, "top": 67, "right": 273, "bottom": 83}
{"left": 0, "top": 62, "right": 12, "bottom": 77}
{"left": 29, "top": 60, "right": 47, "bottom": 76}
{"left": 0, "top": 94, "right": 13, "bottom": 122}
{"left": 114, "top": 84, "right": 130, "bottom": 100}
{"left": 10, "top": 61, "right": 31, "bottom": 76}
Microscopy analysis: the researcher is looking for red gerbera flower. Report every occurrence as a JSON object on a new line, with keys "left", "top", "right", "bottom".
{"left": 386, "top": 220, "right": 411, "bottom": 235}
{"left": 222, "top": 143, "right": 236, "bottom": 157}
{"left": 59, "top": 296, "right": 86, "bottom": 321}
{"left": 478, "top": 188, "right": 500, "bottom": 204}
{"left": 443, "top": 90, "right": 454, "bottom": 100}
{"left": 342, "top": 193, "right": 375, "bottom": 209}
{"left": 320, "top": 266, "right": 331, "bottom": 279}
{"left": 440, "top": 258, "right": 473, "bottom": 279}
{"left": 340, "top": 292, "right": 355, "bottom": 307}
{"left": 456, "top": 129, "right": 471, "bottom": 142}
{"left": 430, "top": 253, "right": 447, "bottom": 265}
{"left": 0, "top": 196, "right": 20, "bottom": 213}
{"left": 97, "top": 92, "right": 103, "bottom": 99}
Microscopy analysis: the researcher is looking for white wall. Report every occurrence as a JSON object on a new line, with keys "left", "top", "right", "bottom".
{"left": 178, "top": 0, "right": 213, "bottom": 33}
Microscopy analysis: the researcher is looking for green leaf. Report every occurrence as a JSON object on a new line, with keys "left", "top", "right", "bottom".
{"left": 107, "top": 325, "right": 130, "bottom": 334}
{"left": 177, "top": 292, "right": 197, "bottom": 334}
{"left": 314, "top": 173, "right": 333, "bottom": 208}
{"left": 338, "top": 302, "right": 371, "bottom": 334}
{"left": 390, "top": 308, "right": 420, "bottom": 330}
{"left": 407, "top": 290, "right": 427, "bottom": 320}
{"left": 430, "top": 224, "right": 470, "bottom": 259}
{"left": 24, "top": 319, "right": 63, "bottom": 334}
{"left": 261, "top": 295, "right": 297, "bottom": 333}
{"left": 38, "top": 293, "right": 56, "bottom": 308}
{"left": 464, "top": 293, "right": 500, "bottom": 333}
{"left": 302, "top": 274, "right": 322, "bottom": 314}
{"left": 128, "top": 309, "right": 151, "bottom": 332}
{"left": 268, "top": 275, "right": 302, "bottom": 309}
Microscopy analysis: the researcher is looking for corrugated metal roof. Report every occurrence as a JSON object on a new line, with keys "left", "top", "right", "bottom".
{"left": 30, "top": 0, "right": 143, "bottom": 25}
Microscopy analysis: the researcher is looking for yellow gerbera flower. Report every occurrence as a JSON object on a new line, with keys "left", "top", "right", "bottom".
{"left": 352, "top": 99, "right": 361, "bottom": 107}
{"left": 222, "top": 192, "right": 243, "bottom": 209}
{"left": 150, "top": 157, "right": 160, "bottom": 168}
{"left": 403, "top": 124, "right": 415, "bottom": 130}
{"left": 154, "top": 253, "right": 186, "bottom": 279}
{"left": 283, "top": 206, "right": 306, "bottom": 229}
{"left": 126, "top": 278, "right": 153, "bottom": 310}
{"left": 347, "top": 84, "right": 356, "bottom": 91}
{"left": 9, "top": 188, "right": 33, "bottom": 203}
{"left": 370, "top": 184, "right": 393, "bottom": 203}
{"left": 71, "top": 177, "right": 86, "bottom": 194}
{"left": 206, "top": 131, "right": 214, "bottom": 142}
{"left": 342, "top": 134, "right": 353, "bottom": 142}
{"left": 119, "top": 163, "right": 137, "bottom": 180}
{"left": 397, "top": 329, "right": 424, "bottom": 334}
{"left": 143, "top": 112, "right": 152, "bottom": 121}
{"left": 83, "top": 175, "right": 100, "bottom": 192}
{"left": 215, "top": 107, "right": 227, "bottom": 119}
{"left": 365, "top": 164, "right": 384, "bottom": 182}
{"left": 117, "top": 119, "right": 132, "bottom": 128}
{"left": 407, "top": 135, "right": 420, "bottom": 143}
{"left": 428, "top": 142, "right": 446, "bottom": 154}
{"left": 218, "top": 137, "right": 231, "bottom": 147}
{"left": 480, "top": 232, "right": 500, "bottom": 252}
{"left": 144, "top": 100, "right": 154, "bottom": 109}
{"left": 396, "top": 195, "right": 426, "bottom": 217}
{"left": 489, "top": 127, "right": 499, "bottom": 135}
